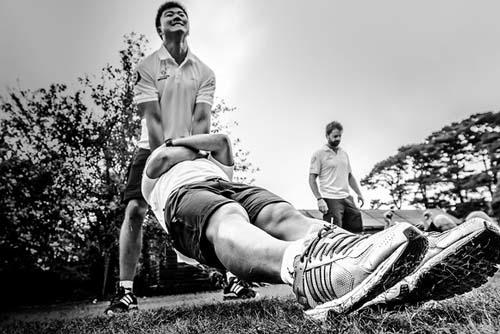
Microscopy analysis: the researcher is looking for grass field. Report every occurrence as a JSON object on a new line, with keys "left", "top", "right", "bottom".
{"left": 2, "top": 272, "right": 499, "bottom": 334}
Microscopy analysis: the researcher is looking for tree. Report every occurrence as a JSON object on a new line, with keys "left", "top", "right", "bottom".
{"left": 363, "top": 111, "right": 500, "bottom": 216}
{"left": 361, "top": 155, "right": 411, "bottom": 209}
{"left": 210, "top": 99, "right": 259, "bottom": 184}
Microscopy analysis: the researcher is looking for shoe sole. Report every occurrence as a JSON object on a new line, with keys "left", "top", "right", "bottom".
{"left": 305, "top": 227, "right": 428, "bottom": 320}
{"left": 393, "top": 220, "right": 500, "bottom": 304}
{"left": 105, "top": 304, "right": 138, "bottom": 315}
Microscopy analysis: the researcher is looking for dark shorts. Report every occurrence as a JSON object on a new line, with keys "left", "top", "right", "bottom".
{"left": 164, "top": 178, "right": 287, "bottom": 269}
{"left": 122, "top": 148, "right": 151, "bottom": 203}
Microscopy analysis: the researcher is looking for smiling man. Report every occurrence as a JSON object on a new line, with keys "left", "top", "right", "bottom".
{"left": 105, "top": 2, "right": 253, "bottom": 315}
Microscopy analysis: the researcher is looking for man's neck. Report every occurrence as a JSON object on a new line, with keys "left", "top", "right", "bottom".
{"left": 163, "top": 37, "right": 188, "bottom": 66}
{"left": 326, "top": 143, "right": 339, "bottom": 152}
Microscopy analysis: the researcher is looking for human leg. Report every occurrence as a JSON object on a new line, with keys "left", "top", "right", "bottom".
{"left": 253, "top": 202, "right": 325, "bottom": 241}
{"left": 341, "top": 196, "right": 363, "bottom": 233}
{"left": 323, "top": 198, "right": 345, "bottom": 228}
{"left": 203, "top": 202, "right": 428, "bottom": 315}
{"left": 220, "top": 182, "right": 324, "bottom": 241}
{"left": 105, "top": 148, "right": 150, "bottom": 315}
{"left": 204, "top": 203, "right": 289, "bottom": 282}
{"left": 119, "top": 199, "right": 148, "bottom": 282}
{"left": 166, "top": 180, "right": 428, "bottom": 317}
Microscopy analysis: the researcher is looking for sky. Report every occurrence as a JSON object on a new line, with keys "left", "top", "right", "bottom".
{"left": 1, "top": 0, "right": 500, "bottom": 209}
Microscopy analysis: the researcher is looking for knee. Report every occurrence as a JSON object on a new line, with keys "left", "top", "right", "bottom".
{"left": 216, "top": 203, "right": 248, "bottom": 219}
{"left": 206, "top": 203, "right": 248, "bottom": 242}
{"left": 268, "top": 203, "right": 303, "bottom": 225}
{"left": 125, "top": 200, "right": 148, "bottom": 228}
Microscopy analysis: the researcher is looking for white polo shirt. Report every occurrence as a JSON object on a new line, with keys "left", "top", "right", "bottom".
{"left": 309, "top": 145, "right": 352, "bottom": 199}
{"left": 133, "top": 45, "right": 216, "bottom": 149}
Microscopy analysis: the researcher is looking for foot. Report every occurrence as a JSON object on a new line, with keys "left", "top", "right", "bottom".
{"left": 293, "top": 222, "right": 428, "bottom": 320}
{"left": 104, "top": 287, "right": 138, "bottom": 315}
{"left": 361, "top": 216, "right": 500, "bottom": 309}
{"left": 223, "top": 277, "right": 258, "bottom": 300}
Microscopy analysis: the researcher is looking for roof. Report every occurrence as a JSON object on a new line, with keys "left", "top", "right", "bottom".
{"left": 298, "top": 209, "right": 460, "bottom": 231}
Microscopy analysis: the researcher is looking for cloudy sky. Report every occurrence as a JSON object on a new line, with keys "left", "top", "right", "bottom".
{"left": 2, "top": 0, "right": 500, "bottom": 208}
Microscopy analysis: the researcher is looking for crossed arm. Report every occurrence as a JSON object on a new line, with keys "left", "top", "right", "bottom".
{"left": 146, "top": 133, "right": 233, "bottom": 179}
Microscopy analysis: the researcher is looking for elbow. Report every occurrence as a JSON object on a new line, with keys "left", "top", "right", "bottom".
{"left": 215, "top": 133, "right": 231, "bottom": 148}
{"left": 193, "top": 109, "right": 210, "bottom": 134}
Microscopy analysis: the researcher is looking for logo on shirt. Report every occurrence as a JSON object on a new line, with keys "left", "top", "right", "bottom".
{"left": 158, "top": 59, "right": 170, "bottom": 81}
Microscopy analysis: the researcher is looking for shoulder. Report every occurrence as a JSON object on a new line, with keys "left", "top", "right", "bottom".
{"left": 312, "top": 147, "right": 327, "bottom": 157}
{"left": 136, "top": 49, "right": 160, "bottom": 72}
{"left": 190, "top": 53, "right": 215, "bottom": 78}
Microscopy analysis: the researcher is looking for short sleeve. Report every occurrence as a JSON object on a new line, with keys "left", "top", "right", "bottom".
{"left": 195, "top": 70, "right": 216, "bottom": 106}
{"left": 133, "top": 61, "right": 159, "bottom": 104}
{"left": 309, "top": 151, "right": 321, "bottom": 174}
{"left": 346, "top": 152, "right": 352, "bottom": 174}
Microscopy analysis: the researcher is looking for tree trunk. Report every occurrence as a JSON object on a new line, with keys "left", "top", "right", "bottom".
{"left": 101, "top": 251, "right": 110, "bottom": 297}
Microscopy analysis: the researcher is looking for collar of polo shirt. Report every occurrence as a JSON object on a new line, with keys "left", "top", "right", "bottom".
{"left": 158, "top": 44, "right": 194, "bottom": 66}
{"left": 324, "top": 144, "right": 341, "bottom": 153}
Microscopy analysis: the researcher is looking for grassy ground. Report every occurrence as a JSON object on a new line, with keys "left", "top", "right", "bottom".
{"left": 2, "top": 272, "right": 499, "bottom": 334}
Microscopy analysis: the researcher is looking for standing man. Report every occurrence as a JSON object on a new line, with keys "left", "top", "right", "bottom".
{"left": 105, "top": 1, "right": 216, "bottom": 314}
{"left": 308, "top": 121, "right": 365, "bottom": 233}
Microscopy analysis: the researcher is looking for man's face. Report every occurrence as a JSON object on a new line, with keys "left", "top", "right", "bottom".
{"left": 326, "top": 129, "right": 342, "bottom": 147}
{"left": 158, "top": 7, "right": 189, "bottom": 39}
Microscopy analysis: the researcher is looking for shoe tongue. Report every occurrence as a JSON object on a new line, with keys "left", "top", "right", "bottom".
{"left": 308, "top": 228, "right": 365, "bottom": 259}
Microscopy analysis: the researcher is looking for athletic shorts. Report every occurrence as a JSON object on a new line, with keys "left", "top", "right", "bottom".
{"left": 164, "top": 177, "right": 288, "bottom": 269}
{"left": 122, "top": 148, "right": 151, "bottom": 203}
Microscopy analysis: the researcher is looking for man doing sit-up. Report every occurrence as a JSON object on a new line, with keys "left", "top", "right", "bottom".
{"left": 141, "top": 133, "right": 500, "bottom": 319}
{"left": 141, "top": 133, "right": 429, "bottom": 319}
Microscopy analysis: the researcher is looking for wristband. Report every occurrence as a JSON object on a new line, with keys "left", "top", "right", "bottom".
{"left": 317, "top": 197, "right": 324, "bottom": 201}
{"left": 164, "top": 138, "right": 174, "bottom": 147}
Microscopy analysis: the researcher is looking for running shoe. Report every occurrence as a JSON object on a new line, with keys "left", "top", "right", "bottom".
{"left": 292, "top": 222, "right": 428, "bottom": 320}
{"left": 362, "top": 216, "right": 500, "bottom": 308}
{"left": 223, "top": 277, "right": 257, "bottom": 300}
{"left": 104, "top": 287, "right": 138, "bottom": 315}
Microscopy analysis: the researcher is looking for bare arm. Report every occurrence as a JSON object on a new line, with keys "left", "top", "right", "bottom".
{"left": 146, "top": 146, "right": 204, "bottom": 179}
{"left": 192, "top": 102, "right": 211, "bottom": 135}
{"left": 172, "top": 133, "right": 233, "bottom": 166}
{"left": 308, "top": 174, "right": 322, "bottom": 200}
{"left": 309, "top": 173, "right": 328, "bottom": 214}
{"left": 139, "top": 101, "right": 163, "bottom": 150}
{"left": 348, "top": 173, "right": 364, "bottom": 207}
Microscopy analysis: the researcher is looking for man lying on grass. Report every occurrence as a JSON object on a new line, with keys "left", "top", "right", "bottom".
{"left": 141, "top": 133, "right": 500, "bottom": 319}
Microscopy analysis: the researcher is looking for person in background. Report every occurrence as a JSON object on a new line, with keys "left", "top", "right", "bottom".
{"left": 309, "top": 121, "right": 364, "bottom": 233}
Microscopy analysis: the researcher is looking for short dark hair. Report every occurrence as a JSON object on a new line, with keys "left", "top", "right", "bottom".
{"left": 325, "top": 121, "right": 343, "bottom": 136}
{"left": 155, "top": 1, "right": 188, "bottom": 36}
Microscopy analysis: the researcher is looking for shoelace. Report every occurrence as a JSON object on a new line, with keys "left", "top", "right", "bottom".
{"left": 300, "top": 226, "right": 369, "bottom": 263}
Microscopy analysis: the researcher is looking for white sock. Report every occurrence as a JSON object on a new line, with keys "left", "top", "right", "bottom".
{"left": 280, "top": 240, "right": 307, "bottom": 285}
{"left": 119, "top": 280, "right": 134, "bottom": 292}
